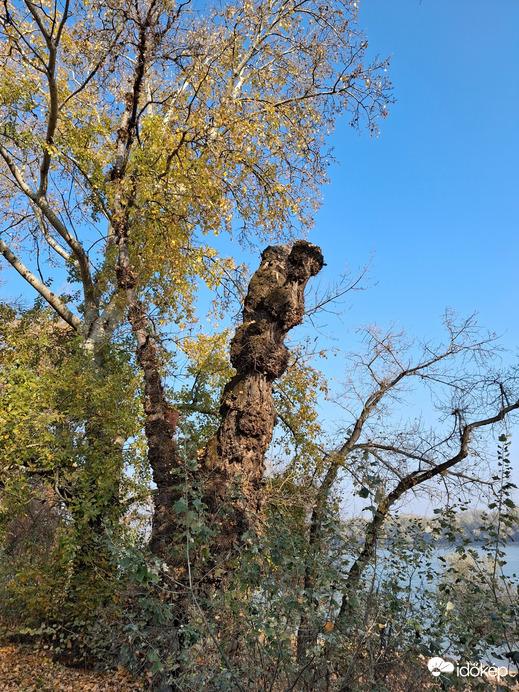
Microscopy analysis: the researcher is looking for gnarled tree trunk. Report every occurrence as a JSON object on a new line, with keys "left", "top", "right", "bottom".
{"left": 199, "top": 240, "right": 324, "bottom": 553}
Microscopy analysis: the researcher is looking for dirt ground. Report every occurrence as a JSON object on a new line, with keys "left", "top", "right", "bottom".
{"left": 0, "top": 642, "right": 148, "bottom": 691}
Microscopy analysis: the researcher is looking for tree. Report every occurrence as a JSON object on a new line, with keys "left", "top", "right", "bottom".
{"left": 0, "top": 0, "right": 390, "bottom": 565}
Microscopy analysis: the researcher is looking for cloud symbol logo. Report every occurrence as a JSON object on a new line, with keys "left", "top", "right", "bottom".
{"left": 428, "top": 657, "right": 455, "bottom": 677}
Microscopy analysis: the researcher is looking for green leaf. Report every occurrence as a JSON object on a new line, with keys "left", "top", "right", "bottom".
{"left": 174, "top": 498, "right": 188, "bottom": 514}
{"left": 151, "top": 660, "right": 164, "bottom": 674}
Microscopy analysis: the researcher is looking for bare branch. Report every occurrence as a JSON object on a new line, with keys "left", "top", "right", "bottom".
{"left": 336, "top": 398, "right": 519, "bottom": 627}
{"left": 0, "top": 235, "right": 82, "bottom": 330}
{"left": 0, "top": 142, "right": 97, "bottom": 323}
{"left": 30, "top": 202, "right": 73, "bottom": 263}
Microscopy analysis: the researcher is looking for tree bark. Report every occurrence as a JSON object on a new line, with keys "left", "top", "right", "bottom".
{"left": 113, "top": 212, "right": 181, "bottom": 558}
{"left": 199, "top": 240, "right": 324, "bottom": 553}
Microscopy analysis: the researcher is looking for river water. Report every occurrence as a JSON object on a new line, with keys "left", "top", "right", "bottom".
{"left": 372, "top": 542, "right": 519, "bottom": 669}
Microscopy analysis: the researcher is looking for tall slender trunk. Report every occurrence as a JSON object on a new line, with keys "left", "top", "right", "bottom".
{"left": 113, "top": 213, "right": 182, "bottom": 558}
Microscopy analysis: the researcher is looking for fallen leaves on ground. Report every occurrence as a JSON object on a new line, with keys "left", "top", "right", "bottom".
{"left": 0, "top": 643, "right": 148, "bottom": 691}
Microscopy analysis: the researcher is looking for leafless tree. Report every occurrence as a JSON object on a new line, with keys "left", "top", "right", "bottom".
{"left": 295, "top": 312, "right": 519, "bottom": 680}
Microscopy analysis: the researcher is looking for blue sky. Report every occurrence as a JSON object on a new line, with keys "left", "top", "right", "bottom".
{"left": 315, "top": 0, "right": 518, "bottom": 343}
